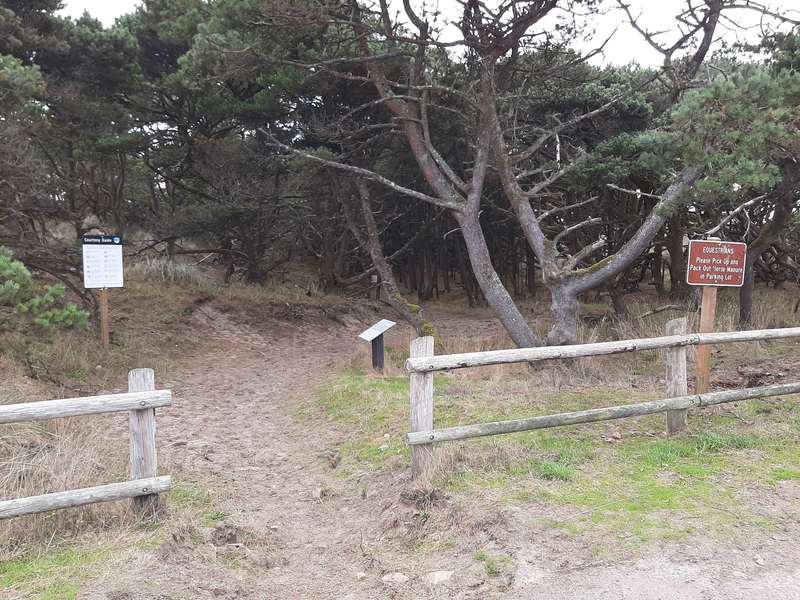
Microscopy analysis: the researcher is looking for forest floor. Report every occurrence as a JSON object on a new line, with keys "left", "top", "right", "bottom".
{"left": 2, "top": 280, "right": 800, "bottom": 599}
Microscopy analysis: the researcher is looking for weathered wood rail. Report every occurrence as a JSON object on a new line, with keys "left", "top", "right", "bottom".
{"left": 406, "top": 321, "right": 800, "bottom": 477}
{"left": 0, "top": 368, "right": 172, "bottom": 519}
{"left": 407, "top": 382, "right": 800, "bottom": 445}
{"left": 405, "top": 326, "right": 800, "bottom": 373}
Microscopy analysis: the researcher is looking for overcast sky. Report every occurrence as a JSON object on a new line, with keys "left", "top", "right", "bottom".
{"left": 59, "top": 0, "right": 798, "bottom": 67}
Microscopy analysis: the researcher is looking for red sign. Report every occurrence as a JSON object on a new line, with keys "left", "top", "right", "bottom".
{"left": 686, "top": 240, "right": 747, "bottom": 287}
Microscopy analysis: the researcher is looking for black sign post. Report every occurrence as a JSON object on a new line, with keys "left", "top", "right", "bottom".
{"left": 358, "top": 319, "right": 396, "bottom": 373}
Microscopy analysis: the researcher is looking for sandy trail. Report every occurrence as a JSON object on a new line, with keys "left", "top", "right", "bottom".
{"left": 78, "top": 305, "right": 800, "bottom": 599}
{"left": 81, "top": 306, "right": 402, "bottom": 599}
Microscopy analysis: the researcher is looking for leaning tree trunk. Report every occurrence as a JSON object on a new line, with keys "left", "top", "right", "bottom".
{"left": 457, "top": 212, "right": 541, "bottom": 348}
{"left": 652, "top": 244, "right": 665, "bottom": 296}
{"left": 342, "top": 181, "right": 428, "bottom": 335}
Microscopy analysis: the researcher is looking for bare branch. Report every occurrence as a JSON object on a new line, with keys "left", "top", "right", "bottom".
{"left": 553, "top": 216, "right": 603, "bottom": 247}
{"left": 705, "top": 193, "right": 768, "bottom": 236}
{"left": 727, "top": 2, "right": 800, "bottom": 26}
{"left": 522, "top": 155, "right": 585, "bottom": 198}
{"left": 607, "top": 183, "right": 664, "bottom": 201}
{"left": 565, "top": 238, "right": 608, "bottom": 270}
{"left": 263, "top": 132, "right": 462, "bottom": 211}
{"left": 538, "top": 196, "right": 600, "bottom": 221}
{"left": 512, "top": 94, "right": 626, "bottom": 164}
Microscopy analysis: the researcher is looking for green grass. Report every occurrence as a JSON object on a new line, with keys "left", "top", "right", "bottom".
{"left": 474, "top": 549, "right": 514, "bottom": 577}
{"left": 769, "top": 467, "right": 800, "bottom": 482}
{"left": 311, "top": 370, "right": 412, "bottom": 472}
{"left": 169, "top": 482, "right": 226, "bottom": 527}
{"left": 0, "top": 546, "right": 112, "bottom": 600}
{"left": 311, "top": 365, "right": 800, "bottom": 543}
{"left": 0, "top": 482, "right": 227, "bottom": 598}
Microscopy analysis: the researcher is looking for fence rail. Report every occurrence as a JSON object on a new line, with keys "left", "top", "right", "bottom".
{"left": 0, "top": 390, "right": 171, "bottom": 424}
{"left": 407, "top": 382, "right": 800, "bottom": 445}
{"left": 406, "top": 321, "right": 800, "bottom": 477}
{"left": 405, "top": 326, "right": 800, "bottom": 373}
{"left": 0, "top": 368, "right": 172, "bottom": 519}
{"left": 0, "top": 477, "right": 171, "bottom": 520}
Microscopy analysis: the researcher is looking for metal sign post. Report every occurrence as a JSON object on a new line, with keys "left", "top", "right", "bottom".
{"left": 686, "top": 239, "right": 747, "bottom": 393}
{"left": 358, "top": 319, "right": 396, "bottom": 373}
{"left": 82, "top": 235, "right": 124, "bottom": 349}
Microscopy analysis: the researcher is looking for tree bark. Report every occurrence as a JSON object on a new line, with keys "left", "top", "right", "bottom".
{"left": 457, "top": 211, "right": 541, "bottom": 347}
{"left": 666, "top": 213, "right": 689, "bottom": 299}
{"left": 738, "top": 163, "right": 799, "bottom": 323}
{"left": 548, "top": 284, "right": 580, "bottom": 346}
{"left": 653, "top": 244, "right": 665, "bottom": 296}
{"left": 342, "top": 180, "right": 427, "bottom": 335}
{"left": 739, "top": 260, "right": 756, "bottom": 324}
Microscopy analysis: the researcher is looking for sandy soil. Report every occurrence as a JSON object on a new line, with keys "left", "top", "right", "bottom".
{"left": 77, "top": 303, "right": 800, "bottom": 600}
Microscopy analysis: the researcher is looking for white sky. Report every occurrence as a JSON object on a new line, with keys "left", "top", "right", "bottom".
{"left": 59, "top": 0, "right": 798, "bottom": 67}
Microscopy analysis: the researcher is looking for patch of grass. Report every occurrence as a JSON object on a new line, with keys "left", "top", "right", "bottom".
{"left": 168, "top": 482, "right": 225, "bottom": 526}
{"left": 534, "top": 459, "right": 575, "bottom": 481}
{"left": 769, "top": 467, "right": 800, "bottom": 482}
{"left": 634, "top": 439, "right": 694, "bottom": 468}
{"left": 385, "top": 346, "right": 409, "bottom": 370}
{"left": 0, "top": 546, "right": 111, "bottom": 600}
{"left": 311, "top": 371, "right": 412, "bottom": 471}
{"left": 474, "top": 549, "right": 514, "bottom": 577}
{"left": 67, "top": 368, "right": 88, "bottom": 382}
{"left": 202, "top": 510, "right": 229, "bottom": 525}
{"left": 317, "top": 370, "right": 410, "bottom": 427}
{"left": 693, "top": 432, "right": 761, "bottom": 453}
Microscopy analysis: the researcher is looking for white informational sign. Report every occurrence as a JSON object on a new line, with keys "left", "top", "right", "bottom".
{"left": 82, "top": 235, "right": 124, "bottom": 289}
{"left": 358, "top": 319, "right": 396, "bottom": 342}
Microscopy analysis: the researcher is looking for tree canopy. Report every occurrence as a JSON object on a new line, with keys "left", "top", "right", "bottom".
{"left": 1, "top": 0, "right": 799, "bottom": 345}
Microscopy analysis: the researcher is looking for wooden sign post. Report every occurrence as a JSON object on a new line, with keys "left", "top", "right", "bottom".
{"left": 98, "top": 288, "right": 110, "bottom": 349}
{"left": 82, "top": 235, "right": 124, "bottom": 349}
{"left": 358, "top": 319, "right": 396, "bottom": 373}
{"left": 686, "top": 239, "right": 747, "bottom": 394}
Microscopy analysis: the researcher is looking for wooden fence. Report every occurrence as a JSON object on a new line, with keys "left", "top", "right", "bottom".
{"left": 405, "top": 320, "right": 800, "bottom": 477}
{"left": 0, "top": 368, "right": 172, "bottom": 519}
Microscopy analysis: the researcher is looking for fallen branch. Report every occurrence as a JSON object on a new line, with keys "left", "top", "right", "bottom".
{"left": 638, "top": 304, "right": 684, "bottom": 319}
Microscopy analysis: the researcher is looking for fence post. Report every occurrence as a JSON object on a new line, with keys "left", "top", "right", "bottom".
{"left": 128, "top": 368, "right": 160, "bottom": 514}
{"left": 695, "top": 286, "right": 718, "bottom": 393}
{"left": 665, "top": 318, "right": 689, "bottom": 434}
{"left": 409, "top": 336, "right": 435, "bottom": 478}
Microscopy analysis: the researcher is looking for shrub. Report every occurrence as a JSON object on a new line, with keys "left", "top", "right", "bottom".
{"left": 0, "top": 247, "right": 88, "bottom": 331}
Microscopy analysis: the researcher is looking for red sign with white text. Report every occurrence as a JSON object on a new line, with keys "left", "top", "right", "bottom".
{"left": 686, "top": 240, "right": 747, "bottom": 287}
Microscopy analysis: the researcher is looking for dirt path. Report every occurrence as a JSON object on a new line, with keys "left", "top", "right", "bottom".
{"left": 79, "top": 305, "right": 800, "bottom": 600}
{"left": 81, "top": 306, "right": 397, "bottom": 599}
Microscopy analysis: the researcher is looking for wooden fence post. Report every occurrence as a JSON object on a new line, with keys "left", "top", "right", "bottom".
{"left": 128, "top": 368, "right": 160, "bottom": 514}
{"left": 409, "top": 336, "right": 435, "bottom": 478}
{"left": 695, "top": 286, "right": 717, "bottom": 393}
{"left": 98, "top": 288, "right": 110, "bottom": 349}
{"left": 665, "top": 317, "right": 689, "bottom": 434}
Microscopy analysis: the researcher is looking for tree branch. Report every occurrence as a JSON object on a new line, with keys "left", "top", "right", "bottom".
{"left": 263, "top": 132, "right": 462, "bottom": 211}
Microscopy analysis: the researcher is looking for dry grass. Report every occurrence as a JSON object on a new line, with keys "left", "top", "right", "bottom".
{"left": 0, "top": 274, "right": 211, "bottom": 557}
{"left": 378, "top": 287, "right": 799, "bottom": 390}
{"left": 128, "top": 256, "right": 208, "bottom": 286}
{"left": 0, "top": 355, "right": 133, "bottom": 556}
